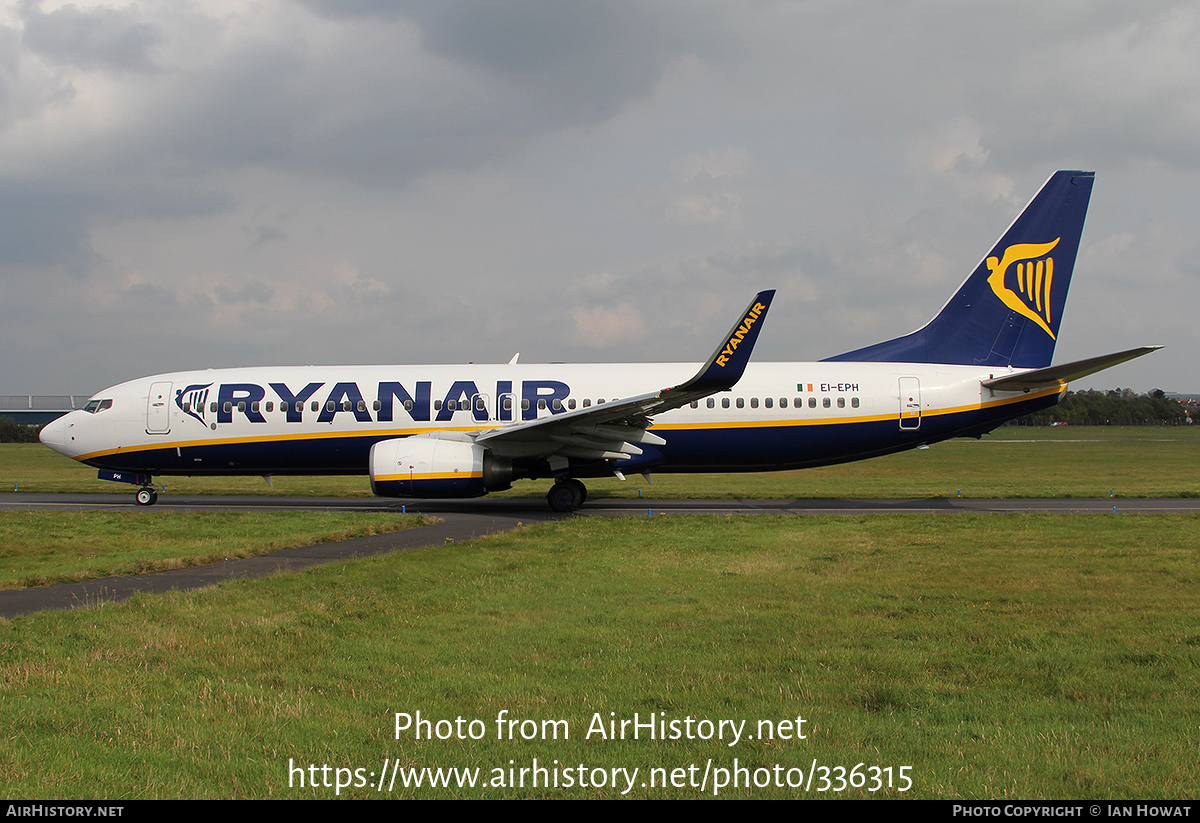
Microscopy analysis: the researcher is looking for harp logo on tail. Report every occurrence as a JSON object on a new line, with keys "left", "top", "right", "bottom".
{"left": 986, "top": 238, "right": 1061, "bottom": 339}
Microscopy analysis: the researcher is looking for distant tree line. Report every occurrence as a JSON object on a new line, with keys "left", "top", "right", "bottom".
{"left": 1010, "top": 388, "right": 1190, "bottom": 426}
{"left": 0, "top": 418, "right": 43, "bottom": 443}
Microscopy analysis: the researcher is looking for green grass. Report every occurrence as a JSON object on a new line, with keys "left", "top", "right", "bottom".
{"left": 1, "top": 514, "right": 1197, "bottom": 798}
{"left": 3, "top": 430, "right": 1196, "bottom": 797}
{"left": 0, "top": 511, "right": 433, "bottom": 589}
{"left": 5, "top": 426, "right": 1200, "bottom": 499}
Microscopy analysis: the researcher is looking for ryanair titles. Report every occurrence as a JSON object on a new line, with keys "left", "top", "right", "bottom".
{"left": 174, "top": 379, "right": 571, "bottom": 427}
{"left": 714, "top": 302, "right": 768, "bottom": 368}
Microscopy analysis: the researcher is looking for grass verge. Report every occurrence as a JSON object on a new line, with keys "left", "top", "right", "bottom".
{"left": 1, "top": 514, "right": 1196, "bottom": 798}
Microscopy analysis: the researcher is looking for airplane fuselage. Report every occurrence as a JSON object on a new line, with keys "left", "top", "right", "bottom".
{"left": 40, "top": 361, "right": 1061, "bottom": 481}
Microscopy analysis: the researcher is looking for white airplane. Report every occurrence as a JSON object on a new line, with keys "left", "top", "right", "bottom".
{"left": 40, "top": 171, "right": 1157, "bottom": 511}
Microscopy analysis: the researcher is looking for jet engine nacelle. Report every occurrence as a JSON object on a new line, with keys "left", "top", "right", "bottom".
{"left": 369, "top": 433, "right": 512, "bottom": 499}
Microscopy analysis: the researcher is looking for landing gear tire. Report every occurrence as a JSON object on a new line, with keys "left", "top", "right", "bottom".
{"left": 135, "top": 487, "right": 158, "bottom": 506}
{"left": 570, "top": 478, "right": 587, "bottom": 506}
{"left": 547, "top": 478, "right": 587, "bottom": 512}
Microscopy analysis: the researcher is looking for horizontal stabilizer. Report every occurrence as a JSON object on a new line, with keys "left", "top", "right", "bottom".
{"left": 982, "top": 346, "right": 1162, "bottom": 392}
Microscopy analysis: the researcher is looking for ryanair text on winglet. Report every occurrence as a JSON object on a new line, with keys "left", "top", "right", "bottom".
{"left": 714, "top": 302, "right": 768, "bottom": 368}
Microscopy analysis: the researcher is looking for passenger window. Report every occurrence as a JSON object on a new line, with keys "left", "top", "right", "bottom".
{"left": 837, "top": 397, "right": 845, "bottom": 408}
{"left": 311, "top": 401, "right": 319, "bottom": 412}
{"left": 224, "top": 402, "right": 233, "bottom": 413}
{"left": 569, "top": 399, "right": 577, "bottom": 410}
{"left": 210, "top": 402, "right": 218, "bottom": 413}
{"left": 343, "top": 400, "right": 352, "bottom": 411}
{"left": 503, "top": 397, "right": 512, "bottom": 411}
{"left": 538, "top": 399, "right": 547, "bottom": 410}
{"left": 583, "top": 399, "right": 591, "bottom": 408}
{"left": 764, "top": 397, "right": 772, "bottom": 408}
{"left": 403, "top": 399, "right": 413, "bottom": 411}
{"left": 434, "top": 400, "right": 443, "bottom": 411}
{"left": 690, "top": 401, "right": 698, "bottom": 409}
{"left": 447, "top": 400, "right": 457, "bottom": 411}
{"left": 521, "top": 399, "right": 530, "bottom": 410}
{"left": 808, "top": 397, "right": 816, "bottom": 408}
{"left": 326, "top": 401, "right": 335, "bottom": 412}
{"left": 851, "top": 397, "right": 860, "bottom": 408}
{"left": 476, "top": 397, "right": 486, "bottom": 412}
{"left": 736, "top": 398, "right": 744, "bottom": 409}
{"left": 358, "top": 400, "right": 366, "bottom": 412}
{"left": 265, "top": 401, "right": 273, "bottom": 412}
{"left": 750, "top": 397, "right": 759, "bottom": 409}
{"left": 722, "top": 398, "right": 730, "bottom": 409}
{"left": 552, "top": 399, "right": 562, "bottom": 411}
{"left": 707, "top": 398, "right": 715, "bottom": 409}
{"left": 181, "top": 402, "right": 190, "bottom": 413}
{"left": 823, "top": 397, "right": 831, "bottom": 408}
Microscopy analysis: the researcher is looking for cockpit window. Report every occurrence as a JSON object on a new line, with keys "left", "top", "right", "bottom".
{"left": 83, "top": 399, "right": 113, "bottom": 414}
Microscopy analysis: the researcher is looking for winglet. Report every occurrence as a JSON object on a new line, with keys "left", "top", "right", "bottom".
{"left": 668, "top": 290, "right": 775, "bottom": 395}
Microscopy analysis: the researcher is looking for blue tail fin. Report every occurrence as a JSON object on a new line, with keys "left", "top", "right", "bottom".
{"left": 824, "top": 170, "right": 1094, "bottom": 368}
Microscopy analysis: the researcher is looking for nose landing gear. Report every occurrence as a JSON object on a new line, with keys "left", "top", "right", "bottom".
{"left": 96, "top": 470, "right": 160, "bottom": 506}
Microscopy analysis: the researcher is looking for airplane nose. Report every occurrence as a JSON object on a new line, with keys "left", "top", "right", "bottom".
{"left": 38, "top": 414, "right": 71, "bottom": 455}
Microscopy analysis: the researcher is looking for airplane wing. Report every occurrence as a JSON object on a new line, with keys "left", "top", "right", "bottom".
{"left": 981, "top": 346, "right": 1162, "bottom": 392}
{"left": 474, "top": 290, "right": 775, "bottom": 463}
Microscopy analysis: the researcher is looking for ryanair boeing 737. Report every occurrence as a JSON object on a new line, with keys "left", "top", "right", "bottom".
{"left": 39, "top": 171, "right": 1157, "bottom": 511}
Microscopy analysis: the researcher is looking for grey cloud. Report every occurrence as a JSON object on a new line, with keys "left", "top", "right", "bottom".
{"left": 0, "top": 180, "right": 98, "bottom": 269}
{"left": 12, "top": 2, "right": 705, "bottom": 193}
{"left": 0, "top": 174, "right": 234, "bottom": 274}
{"left": 399, "top": 2, "right": 685, "bottom": 125}
{"left": 293, "top": 0, "right": 703, "bottom": 150}
{"left": 21, "top": 0, "right": 163, "bottom": 73}
{"left": 213, "top": 279, "right": 276, "bottom": 307}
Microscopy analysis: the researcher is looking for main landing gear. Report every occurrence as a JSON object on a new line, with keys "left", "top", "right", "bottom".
{"left": 135, "top": 485, "right": 159, "bottom": 506}
{"left": 546, "top": 478, "right": 587, "bottom": 513}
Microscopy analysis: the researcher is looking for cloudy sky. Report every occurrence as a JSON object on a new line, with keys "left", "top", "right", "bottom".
{"left": 2, "top": 0, "right": 1197, "bottom": 394}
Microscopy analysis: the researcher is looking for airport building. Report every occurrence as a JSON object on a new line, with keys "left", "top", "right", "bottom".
{"left": 0, "top": 395, "right": 91, "bottom": 427}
